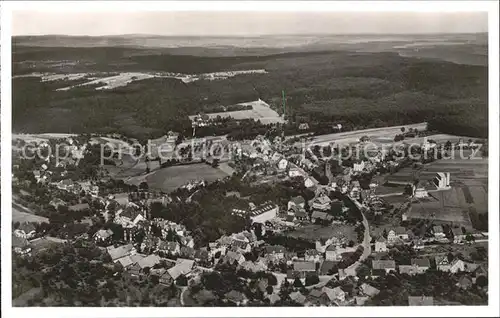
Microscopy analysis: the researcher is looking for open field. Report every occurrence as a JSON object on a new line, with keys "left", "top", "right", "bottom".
{"left": 13, "top": 205, "right": 49, "bottom": 224}
{"left": 385, "top": 149, "right": 487, "bottom": 184}
{"left": 141, "top": 163, "right": 230, "bottom": 192}
{"left": 12, "top": 133, "right": 78, "bottom": 143}
{"left": 383, "top": 149, "right": 487, "bottom": 226}
{"left": 287, "top": 224, "right": 357, "bottom": 242}
{"left": 409, "top": 188, "right": 472, "bottom": 226}
{"left": 189, "top": 99, "right": 284, "bottom": 125}
{"left": 18, "top": 69, "right": 268, "bottom": 91}
{"left": 307, "top": 122, "right": 427, "bottom": 147}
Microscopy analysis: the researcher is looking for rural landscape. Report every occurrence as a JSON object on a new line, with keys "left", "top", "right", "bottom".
{"left": 10, "top": 12, "right": 490, "bottom": 309}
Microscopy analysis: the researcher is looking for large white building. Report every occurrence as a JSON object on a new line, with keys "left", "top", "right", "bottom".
{"left": 248, "top": 203, "right": 279, "bottom": 223}
{"left": 433, "top": 172, "right": 451, "bottom": 189}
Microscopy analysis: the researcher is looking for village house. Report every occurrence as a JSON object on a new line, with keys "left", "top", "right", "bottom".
{"left": 408, "top": 296, "right": 434, "bottom": 306}
{"left": 137, "top": 254, "right": 162, "bottom": 270}
{"left": 293, "top": 261, "right": 316, "bottom": 274}
{"left": 239, "top": 260, "right": 268, "bottom": 273}
{"left": 14, "top": 222, "right": 37, "bottom": 240}
{"left": 287, "top": 270, "right": 306, "bottom": 285}
{"left": 159, "top": 271, "right": 174, "bottom": 286}
{"left": 277, "top": 158, "right": 288, "bottom": 170}
{"left": 387, "top": 227, "right": 409, "bottom": 244}
{"left": 68, "top": 203, "right": 90, "bottom": 212}
{"left": 435, "top": 255, "right": 452, "bottom": 272}
{"left": 355, "top": 296, "right": 369, "bottom": 306}
{"left": 289, "top": 291, "right": 307, "bottom": 305}
{"left": 456, "top": 275, "right": 473, "bottom": 290}
{"left": 353, "top": 161, "right": 366, "bottom": 173}
{"left": 433, "top": 225, "right": 446, "bottom": 239}
{"left": 221, "top": 251, "right": 245, "bottom": 265}
{"left": 338, "top": 267, "right": 357, "bottom": 280}
{"left": 309, "top": 195, "right": 332, "bottom": 211}
{"left": 311, "top": 211, "right": 333, "bottom": 224}
{"left": 400, "top": 258, "right": 430, "bottom": 275}
{"left": 166, "top": 259, "right": 194, "bottom": 283}
{"left": 107, "top": 244, "right": 136, "bottom": 262}
{"left": 180, "top": 246, "right": 196, "bottom": 259}
{"left": 328, "top": 286, "right": 346, "bottom": 304}
{"left": 325, "top": 245, "right": 356, "bottom": 262}
{"left": 194, "top": 248, "right": 210, "bottom": 263}
{"left": 12, "top": 234, "right": 31, "bottom": 255}
{"left": 115, "top": 254, "right": 145, "bottom": 269}
{"left": 225, "top": 290, "right": 248, "bottom": 306}
{"left": 55, "top": 179, "right": 78, "bottom": 193}
{"left": 304, "top": 177, "right": 316, "bottom": 189}
{"left": 288, "top": 168, "right": 303, "bottom": 178}
{"left": 304, "top": 249, "right": 323, "bottom": 263}
{"left": 127, "top": 263, "right": 143, "bottom": 278}
{"left": 308, "top": 288, "right": 331, "bottom": 306}
{"left": 49, "top": 198, "right": 67, "bottom": 209}
{"left": 264, "top": 245, "right": 286, "bottom": 260}
{"left": 435, "top": 256, "right": 467, "bottom": 273}
{"left": 372, "top": 260, "right": 396, "bottom": 275}
{"left": 158, "top": 240, "right": 181, "bottom": 255}
{"left": 411, "top": 258, "right": 431, "bottom": 274}
{"left": 267, "top": 293, "right": 281, "bottom": 305}
{"left": 359, "top": 283, "right": 380, "bottom": 298}
{"left": 374, "top": 236, "right": 388, "bottom": 252}
{"left": 288, "top": 196, "right": 306, "bottom": 210}
{"left": 298, "top": 123, "right": 310, "bottom": 131}
{"left": 93, "top": 229, "right": 114, "bottom": 244}
{"left": 288, "top": 205, "right": 308, "bottom": 222}
{"left": 319, "top": 260, "right": 337, "bottom": 275}
{"left": 452, "top": 227, "right": 467, "bottom": 243}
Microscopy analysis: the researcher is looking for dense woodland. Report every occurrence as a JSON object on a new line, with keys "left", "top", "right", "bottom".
{"left": 12, "top": 46, "right": 488, "bottom": 140}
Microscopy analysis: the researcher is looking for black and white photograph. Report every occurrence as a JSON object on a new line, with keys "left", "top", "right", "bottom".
{"left": 1, "top": 1, "right": 499, "bottom": 317}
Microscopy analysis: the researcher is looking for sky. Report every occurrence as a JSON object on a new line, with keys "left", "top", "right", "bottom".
{"left": 13, "top": 11, "right": 488, "bottom": 36}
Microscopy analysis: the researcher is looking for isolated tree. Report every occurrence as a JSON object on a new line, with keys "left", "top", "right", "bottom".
{"left": 139, "top": 182, "right": 149, "bottom": 192}
{"left": 404, "top": 184, "right": 414, "bottom": 196}
{"left": 266, "top": 286, "right": 274, "bottom": 295}
{"left": 447, "top": 252, "right": 454, "bottom": 263}
{"left": 465, "top": 233, "right": 475, "bottom": 243}
{"left": 305, "top": 274, "right": 320, "bottom": 286}
{"left": 476, "top": 275, "right": 488, "bottom": 288}
{"left": 176, "top": 274, "right": 188, "bottom": 286}
{"left": 211, "top": 158, "right": 220, "bottom": 168}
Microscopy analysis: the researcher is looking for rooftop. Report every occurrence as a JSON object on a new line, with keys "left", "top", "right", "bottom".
{"left": 408, "top": 296, "right": 434, "bottom": 306}
{"left": 372, "top": 260, "right": 396, "bottom": 270}
{"left": 293, "top": 261, "right": 316, "bottom": 272}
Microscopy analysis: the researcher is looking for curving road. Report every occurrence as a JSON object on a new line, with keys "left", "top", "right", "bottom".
{"left": 344, "top": 195, "right": 372, "bottom": 273}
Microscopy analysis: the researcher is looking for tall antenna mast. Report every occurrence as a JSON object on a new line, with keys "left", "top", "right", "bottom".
{"left": 281, "top": 90, "right": 287, "bottom": 140}
{"left": 282, "top": 90, "right": 286, "bottom": 120}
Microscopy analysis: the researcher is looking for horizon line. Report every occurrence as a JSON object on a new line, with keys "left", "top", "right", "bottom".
{"left": 12, "top": 31, "right": 488, "bottom": 37}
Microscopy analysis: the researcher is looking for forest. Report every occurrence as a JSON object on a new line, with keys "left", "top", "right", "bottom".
{"left": 12, "top": 46, "right": 488, "bottom": 140}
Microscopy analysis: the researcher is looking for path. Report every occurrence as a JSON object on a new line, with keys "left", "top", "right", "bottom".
{"left": 180, "top": 286, "right": 188, "bottom": 306}
{"left": 344, "top": 195, "right": 372, "bottom": 273}
{"left": 377, "top": 192, "right": 404, "bottom": 198}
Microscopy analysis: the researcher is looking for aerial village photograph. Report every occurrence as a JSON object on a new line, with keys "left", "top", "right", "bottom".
{"left": 2, "top": 1, "right": 499, "bottom": 317}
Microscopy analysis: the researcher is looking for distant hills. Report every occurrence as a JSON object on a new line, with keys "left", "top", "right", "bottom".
{"left": 12, "top": 33, "right": 488, "bottom": 65}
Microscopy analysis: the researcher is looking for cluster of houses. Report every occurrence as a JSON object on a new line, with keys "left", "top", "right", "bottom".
{"left": 280, "top": 191, "right": 348, "bottom": 226}
{"left": 369, "top": 255, "right": 486, "bottom": 290}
